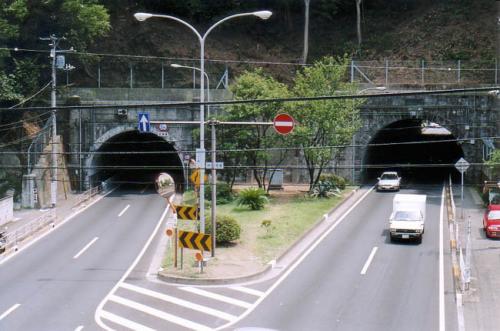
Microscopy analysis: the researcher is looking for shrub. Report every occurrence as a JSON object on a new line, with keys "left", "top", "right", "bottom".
{"left": 236, "top": 187, "right": 269, "bottom": 210}
{"left": 205, "top": 214, "right": 241, "bottom": 244}
{"left": 319, "top": 173, "right": 347, "bottom": 189}
{"left": 205, "top": 182, "right": 234, "bottom": 204}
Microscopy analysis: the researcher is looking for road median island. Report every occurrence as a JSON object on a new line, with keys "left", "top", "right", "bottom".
{"left": 158, "top": 185, "right": 359, "bottom": 283}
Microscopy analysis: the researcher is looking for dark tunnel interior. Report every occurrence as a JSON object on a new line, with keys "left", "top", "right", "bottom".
{"left": 363, "top": 119, "right": 464, "bottom": 185}
{"left": 92, "top": 131, "right": 184, "bottom": 190}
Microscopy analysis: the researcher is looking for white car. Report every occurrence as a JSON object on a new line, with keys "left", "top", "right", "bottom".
{"left": 377, "top": 171, "right": 401, "bottom": 191}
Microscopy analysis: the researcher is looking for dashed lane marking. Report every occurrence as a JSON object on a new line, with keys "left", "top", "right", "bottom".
{"left": 0, "top": 303, "right": 20, "bottom": 320}
{"left": 118, "top": 204, "right": 130, "bottom": 217}
{"left": 228, "top": 286, "right": 265, "bottom": 297}
{"left": 108, "top": 294, "right": 213, "bottom": 331}
{"left": 179, "top": 287, "right": 252, "bottom": 308}
{"left": 100, "top": 310, "right": 155, "bottom": 331}
{"left": 73, "top": 237, "right": 99, "bottom": 259}
{"left": 120, "top": 282, "right": 237, "bottom": 322}
{"left": 360, "top": 246, "right": 378, "bottom": 275}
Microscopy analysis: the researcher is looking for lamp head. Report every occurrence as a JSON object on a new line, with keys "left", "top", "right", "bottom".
{"left": 170, "top": 64, "right": 182, "bottom": 68}
{"left": 253, "top": 10, "right": 272, "bottom": 20}
{"left": 134, "top": 12, "right": 153, "bottom": 21}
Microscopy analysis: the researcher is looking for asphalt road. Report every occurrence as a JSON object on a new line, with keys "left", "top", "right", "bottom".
{"left": 0, "top": 185, "right": 167, "bottom": 331}
{"left": 227, "top": 185, "right": 458, "bottom": 331}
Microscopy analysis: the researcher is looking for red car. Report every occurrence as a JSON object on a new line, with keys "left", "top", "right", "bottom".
{"left": 483, "top": 204, "right": 500, "bottom": 238}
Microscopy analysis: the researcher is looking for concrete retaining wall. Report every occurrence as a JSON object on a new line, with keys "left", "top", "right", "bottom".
{"left": 0, "top": 195, "right": 13, "bottom": 226}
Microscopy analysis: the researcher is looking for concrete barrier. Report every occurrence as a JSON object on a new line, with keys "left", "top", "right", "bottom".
{"left": 0, "top": 195, "right": 13, "bottom": 226}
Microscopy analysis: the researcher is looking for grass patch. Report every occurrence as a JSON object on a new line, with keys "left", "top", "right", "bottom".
{"left": 216, "top": 188, "right": 352, "bottom": 263}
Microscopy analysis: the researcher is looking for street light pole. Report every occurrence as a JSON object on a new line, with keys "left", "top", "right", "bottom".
{"left": 171, "top": 64, "right": 211, "bottom": 117}
{"left": 135, "top": 11, "right": 272, "bottom": 235}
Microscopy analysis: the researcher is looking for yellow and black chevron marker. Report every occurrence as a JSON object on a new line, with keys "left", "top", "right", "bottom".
{"left": 175, "top": 205, "right": 198, "bottom": 220}
{"left": 178, "top": 230, "right": 212, "bottom": 252}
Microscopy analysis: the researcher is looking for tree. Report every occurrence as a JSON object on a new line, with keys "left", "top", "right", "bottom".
{"left": 290, "top": 56, "right": 364, "bottom": 191}
{"left": 486, "top": 149, "right": 500, "bottom": 178}
{"left": 302, "top": 0, "right": 311, "bottom": 64}
{"left": 224, "top": 68, "right": 291, "bottom": 192}
{"left": 355, "top": 0, "right": 363, "bottom": 48}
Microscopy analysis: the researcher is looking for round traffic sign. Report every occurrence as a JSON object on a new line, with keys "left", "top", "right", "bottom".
{"left": 195, "top": 252, "right": 204, "bottom": 262}
{"left": 273, "top": 113, "right": 295, "bottom": 135}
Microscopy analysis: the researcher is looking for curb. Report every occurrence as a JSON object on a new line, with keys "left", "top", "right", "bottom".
{"left": 157, "top": 187, "right": 360, "bottom": 285}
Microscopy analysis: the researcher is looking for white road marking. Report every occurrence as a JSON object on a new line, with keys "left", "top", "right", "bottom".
{"left": 100, "top": 310, "right": 155, "bottom": 331}
{"left": 140, "top": 185, "right": 148, "bottom": 194}
{"left": 216, "top": 187, "right": 374, "bottom": 331}
{"left": 120, "top": 282, "right": 236, "bottom": 321}
{"left": 229, "top": 286, "right": 265, "bottom": 297}
{"left": 73, "top": 237, "right": 99, "bottom": 259}
{"left": 94, "top": 206, "right": 171, "bottom": 331}
{"left": 360, "top": 246, "right": 378, "bottom": 275}
{"left": 179, "top": 287, "right": 252, "bottom": 308}
{"left": 0, "top": 186, "right": 118, "bottom": 266}
{"left": 0, "top": 303, "right": 20, "bottom": 320}
{"left": 118, "top": 204, "right": 130, "bottom": 217}
{"left": 109, "top": 294, "right": 213, "bottom": 331}
{"left": 74, "top": 326, "right": 84, "bottom": 331}
{"left": 439, "top": 186, "right": 446, "bottom": 331}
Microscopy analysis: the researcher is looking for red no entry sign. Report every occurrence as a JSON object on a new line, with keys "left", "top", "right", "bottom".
{"left": 273, "top": 113, "right": 295, "bottom": 135}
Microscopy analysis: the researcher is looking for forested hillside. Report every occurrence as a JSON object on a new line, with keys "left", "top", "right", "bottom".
{"left": 0, "top": 0, "right": 496, "bottom": 105}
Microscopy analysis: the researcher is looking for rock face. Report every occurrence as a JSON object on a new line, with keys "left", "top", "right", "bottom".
{"left": 0, "top": 151, "right": 21, "bottom": 199}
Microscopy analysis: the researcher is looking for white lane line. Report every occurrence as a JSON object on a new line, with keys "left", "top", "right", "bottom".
{"left": 179, "top": 287, "right": 252, "bottom": 308}
{"left": 216, "top": 187, "right": 374, "bottom": 331}
{"left": 109, "top": 294, "right": 213, "bottom": 331}
{"left": 74, "top": 326, "right": 84, "bottom": 331}
{"left": 120, "top": 282, "right": 236, "bottom": 321}
{"left": 0, "top": 186, "right": 118, "bottom": 266}
{"left": 360, "top": 246, "right": 378, "bottom": 275}
{"left": 228, "top": 286, "right": 265, "bottom": 297}
{"left": 73, "top": 237, "right": 99, "bottom": 259}
{"left": 100, "top": 310, "right": 155, "bottom": 331}
{"left": 0, "top": 303, "right": 20, "bottom": 320}
{"left": 118, "top": 204, "right": 130, "bottom": 217}
{"left": 94, "top": 206, "right": 171, "bottom": 331}
{"left": 439, "top": 186, "right": 445, "bottom": 331}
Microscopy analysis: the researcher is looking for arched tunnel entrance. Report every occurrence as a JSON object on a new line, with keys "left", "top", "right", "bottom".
{"left": 90, "top": 130, "right": 184, "bottom": 191}
{"left": 363, "top": 119, "right": 464, "bottom": 184}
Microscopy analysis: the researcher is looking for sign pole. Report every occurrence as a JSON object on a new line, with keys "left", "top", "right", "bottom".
{"left": 174, "top": 228, "right": 178, "bottom": 268}
{"left": 461, "top": 171, "right": 464, "bottom": 219}
{"left": 210, "top": 120, "right": 217, "bottom": 257}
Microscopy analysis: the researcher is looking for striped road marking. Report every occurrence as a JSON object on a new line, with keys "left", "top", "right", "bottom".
{"left": 100, "top": 310, "right": 155, "bottom": 331}
{"left": 120, "top": 282, "right": 237, "bottom": 321}
{"left": 179, "top": 287, "right": 252, "bottom": 308}
{"left": 360, "top": 246, "right": 378, "bottom": 275}
{"left": 228, "top": 286, "right": 265, "bottom": 297}
{"left": 109, "top": 295, "right": 213, "bottom": 331}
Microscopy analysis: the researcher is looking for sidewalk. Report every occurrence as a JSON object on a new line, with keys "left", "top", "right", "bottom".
{"left": 457, "top": 186, "right": 500, "bottom": 331}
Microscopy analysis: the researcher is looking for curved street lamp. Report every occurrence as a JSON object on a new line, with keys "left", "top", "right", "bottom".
{"left": 171, "top": 63, "right": 211, "bottom": 117}
{"left": 134, "top": 10, "right": 272, "bottom": 237}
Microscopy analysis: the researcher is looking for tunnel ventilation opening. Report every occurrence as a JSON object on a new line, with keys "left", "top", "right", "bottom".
{"left": 363, "top": 119, "right": 464, "bottom": 185}
{"left": 92, "top": 131, "right": 184, "bottom": 190}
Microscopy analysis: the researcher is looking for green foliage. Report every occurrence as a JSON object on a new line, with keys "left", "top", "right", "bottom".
{"left": 205, "top": 214, "right": 241, "bottom": 244}
{"left": 260, "top": 219, "right": 275, "bottom": 238}
{"left": 236, "top": 187, "right": 269, "bottom": 210}
{"left": 205, "top": 182, "right": 234, "bottom": 204}
{"left": 0, "top": 72, "right": 21, "bottom": 104}
{"left": 224, "top": 68, "right": 291, "bottom": 191}
{"left": 290, "top": 56, "right": 364, "bottom": 191}
{"left": 486, "top": 149, "right": 500, "bottom": 178}
{"left": 319, "top": 173, "right": 347, "bottom": 190}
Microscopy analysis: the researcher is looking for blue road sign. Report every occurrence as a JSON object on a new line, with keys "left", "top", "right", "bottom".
{"left": 138, "top": 113, "right": 150, "bottom": 132}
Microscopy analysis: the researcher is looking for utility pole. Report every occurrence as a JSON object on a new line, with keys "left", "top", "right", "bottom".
{"left": 40, "top": 35, "right": 74, "bottom": 207}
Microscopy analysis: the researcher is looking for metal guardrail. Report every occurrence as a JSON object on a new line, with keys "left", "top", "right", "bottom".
{"left": 27, "top": 117, "right": 53, "bottom": 174}
{"left": 1, "top": 209, "right": 56, "bottom": 254}
{"left": 73, "top": 184, "right": 103, "bottom": 208}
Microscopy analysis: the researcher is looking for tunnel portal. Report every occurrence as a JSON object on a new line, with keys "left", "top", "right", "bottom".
{"left": 91, "top": 130, "right": 184, "bottom": 190}
{"left": 363, "top": 119, "right": 464, "bottom": 184}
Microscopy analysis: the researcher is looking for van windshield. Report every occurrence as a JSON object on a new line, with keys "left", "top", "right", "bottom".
{"left": 394, "top": 211, "right": 420, "bottom": 221}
